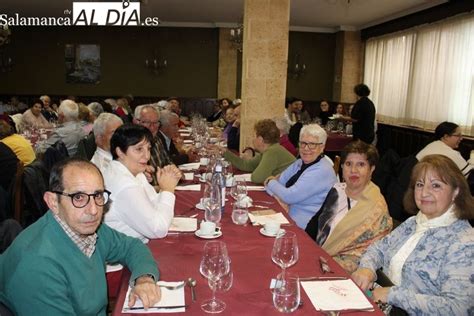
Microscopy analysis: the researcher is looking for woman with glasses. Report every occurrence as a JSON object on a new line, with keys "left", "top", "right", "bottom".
{"left": 223, "top": 119, "right": 296, "bottom": 184}
{"left": 264, "top": 124, "right": 337, "bottom": 229}
{"left": 103, "top": 124, "right": 182, "bottom": 243}
{"left": 416, "top": 121, "right": 472, "bottom": 177}
{"left": 305, "top": 140, "right": 392, "bottom": 273}
{"left": 352, "top": 155, "right": 474, "bottom": 315}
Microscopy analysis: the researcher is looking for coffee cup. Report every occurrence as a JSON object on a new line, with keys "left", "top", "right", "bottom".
{"left": 200, "top": 157, "right": 209, "bottom": 166}
{"left": 264, "top": 221, "right": 281, "bottom": 235}
{"left": 225, "top": 174, "right": 234, "bottom": 187}
{"left": 200, "top": 221, "right": 218, "bottom": 236}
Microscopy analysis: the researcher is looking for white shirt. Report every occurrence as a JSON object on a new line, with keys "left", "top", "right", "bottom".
{"left": 90, "top": 147, "right": 112, "bottom": 174}
{"left": 416, "top": 140, "right": 473, "bottom": 177}
{"left": 103, "top": 160, "right": 175, "bottom": 243}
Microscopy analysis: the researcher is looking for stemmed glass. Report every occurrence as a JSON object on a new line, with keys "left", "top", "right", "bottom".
{"left": 199, "top": 241, "right": 231, "bottom": 313}
{"left": 271, "top": 231, "right": 299, "bottom": 277}
{"left": 203, "top": 183, "right": 222, "bottom": 225}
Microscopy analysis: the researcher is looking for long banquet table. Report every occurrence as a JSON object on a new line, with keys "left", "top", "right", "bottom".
{"left": 112, "top": 183, "right": 382, "bottom": 315}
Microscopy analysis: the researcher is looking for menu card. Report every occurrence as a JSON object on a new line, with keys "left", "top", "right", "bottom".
{"left": 178, "top": 162, "right": 200, "bottom": 171}
{"left": 169, "top": 217, "right": 197, "bottom": 232}
{"left": 301, "top": 279, "right": 374, "bottom": 312}
{"left": 248, "top": 212, "right": 290, "bottom": 226}
{"left": 122, "top": 281, "right": 185, "bottom": 313}
{"left": 234, "top": 174, "right": 252, "bottom": 182}
{"left": 175, "top": 184, "right": 201, "bottom": 191}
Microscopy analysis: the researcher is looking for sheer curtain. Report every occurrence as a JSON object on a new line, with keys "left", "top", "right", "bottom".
{"left": 364, "top": 14, "right": 474, "bottom": 136}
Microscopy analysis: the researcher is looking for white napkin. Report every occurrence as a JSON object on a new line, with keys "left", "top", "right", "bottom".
{"left": 122, "top": 281, "right": 185, "bottom": 313}
{"left": 247, "top": 212, "right": 290, "bottom": 226}
{"left": 175, "top": 184, "right": 201, "bottom": 191}
{"left": 178, "top": 162, "right": 200, "bottom": 171}
{"left": 169, "top": 217, "right": 197, "bottom": 232}
{"left": 301, "top": 279, "right": 373, "bottom": 312}
{"left": 178, "top": 128, "right": 191, "bottom": 133}
{"left": 234, "top": 174, "right": 252, "bottom": 182}
{"left": 180, "top": 133, "right": 191, "bottom": 137}
{"left": 246, "top": 185, "right": 265, "bottom": 191}
{"left": 183, "top": 139, "right": 193, "bottom": 144}
{"left": 105, "top": 263, "right": 124, "bottom": 273}
{"left": 183, "top": 172, "right": 194, "bottom": 181}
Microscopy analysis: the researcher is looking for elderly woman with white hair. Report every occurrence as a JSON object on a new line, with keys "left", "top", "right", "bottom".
{"left": 264, "top": 124, "right": 337, "bottom": 229}
{"left": 274, "top": 117, "right": 297, "bottom": 156}
{"left": 87, "top": 102, "right": 104, "bottom": 122}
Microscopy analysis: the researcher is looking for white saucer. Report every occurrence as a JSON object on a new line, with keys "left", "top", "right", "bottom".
{"left": 195, "top": 229, "right": 223, "bottom": 239}
{"left": 259, "top": 228, "right": 285, "bottom": 238}
{"left": 195, "top": 203, "right": 205, "bottom": 211}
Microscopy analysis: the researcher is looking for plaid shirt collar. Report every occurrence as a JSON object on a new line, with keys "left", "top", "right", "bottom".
{"left": 53, "top": 213, "right": 98, "bottom": 258}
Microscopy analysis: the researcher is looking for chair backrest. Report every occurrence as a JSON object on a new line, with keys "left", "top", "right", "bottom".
{"left": 11, "top": 161, "right": 24, "bottom": 223}
{"left": 21, "top": 160, "right": 49, "bottom": 227}
{"left": 10, "top": 113, "right": 22, "bottom": 133}
{"left": 43, "top": 140, "right": 69, "bottom": 173}
{"left": 76, "top": 132, "right": 97, "bottom": 160}
{"left": 333, "top": 155, "right": 341, "bottom": 176}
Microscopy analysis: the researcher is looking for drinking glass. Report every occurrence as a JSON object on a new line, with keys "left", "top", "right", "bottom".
{"left": 272, "top": 272, "right": 300, "bottom": 313}
{"left": 231, "top": 202, "right": 248, "bottom": 225}
{"left": 230, "top": 180, "right": 247, "bottom": 204}
{"left": 271, "top": 231, "right": 299, "bottom": 276}
{"left": 199, "top": 241, "right": 231, "bottom": 313}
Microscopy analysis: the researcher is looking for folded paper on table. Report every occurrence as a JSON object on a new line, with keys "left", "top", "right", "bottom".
{"left": 248, "top": 212, "right": 290, "bottom": 226}
{"left": 180, "top": 133, "right": 191, "bottom": 137}
{"left": 250, "top": 209, "right": 276, "bottom": 216}
{"left": 246, "top": 185, "right": 265, "bottom": 191}
{"left": 122, "top": 281, "right": 185, "bottom": 313}
{"left": 178, "top": 162, "right": 200, "bottom": 171}
{"left": 175, "top": 184, "right": 201, "bottom": 191}
{"left": 233, "top": 174, "right": 252, "bottom": 182}
{"left": 183, "top": 172, "right": 194, "bottom": 181}
{"left": 178, "top": 128, "right": 191, "bottom": 133}
{"left": 182, "top": 139, "right": 193, "bottom": 144}
{"left": 301, "top": 279, "right": 373, "bottom": 312}
{"left": 169, "top": 217, "right": 197, "bottom": 232}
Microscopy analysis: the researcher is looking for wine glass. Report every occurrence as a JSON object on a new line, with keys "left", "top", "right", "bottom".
{"left": 199, "top": 241, "right": 231, "bottom": 313}
{"left": 231, "top": 202, "right": 248, "bottom": 225}
{"left": 271, "top": 231, "right": 299, "bottom": 277}
{"left": 230, "top": 180, "right": 247, "bottom": 204}
{"left": 203, "top": 184, "right": 222, "bottom": 225}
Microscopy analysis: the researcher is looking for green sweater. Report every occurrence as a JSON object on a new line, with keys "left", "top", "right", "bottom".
{"left": 0, "top": 211, "right": 159, "bottom": 316}
{"left": 224, "top": 143, "right": 296, "bottom": 184}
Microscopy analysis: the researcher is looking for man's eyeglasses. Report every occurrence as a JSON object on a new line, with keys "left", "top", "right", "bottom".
{"left": 139, "top": 120, "right": 160, "bottom": 127}
{"left": 299, "top": 141, "right": 322, "bottom": 150}
{"left": 52, "top": 190, "right": 111, "bottom": 208}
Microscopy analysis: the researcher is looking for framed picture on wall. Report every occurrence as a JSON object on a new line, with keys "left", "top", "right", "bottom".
{"left": 65, "top": 44, "right": 101, "bottom": 84}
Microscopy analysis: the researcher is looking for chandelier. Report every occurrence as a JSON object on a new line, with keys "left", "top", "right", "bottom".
{"left": 287, "top": 53, "right": 306, "bottom": 79}
{"left": 229, "top": 24, "right": 243, "bottom": 52}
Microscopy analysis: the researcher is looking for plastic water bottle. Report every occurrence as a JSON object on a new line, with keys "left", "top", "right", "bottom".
{"left": 211, "top": 159, "right": 226, "bottom": 212}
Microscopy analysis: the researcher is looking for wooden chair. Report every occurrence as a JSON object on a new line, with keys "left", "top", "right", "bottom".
{"left": 11, "top": 161, "right": 24, "bottom": 223}
{"left": 333, "top": 155, "right": 341, "bottom": 176}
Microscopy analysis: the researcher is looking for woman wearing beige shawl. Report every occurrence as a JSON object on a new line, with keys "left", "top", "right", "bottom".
{"left": 306, "top": 141, "right": 392, "bottom": 273}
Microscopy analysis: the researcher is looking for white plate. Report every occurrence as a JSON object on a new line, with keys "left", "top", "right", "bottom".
{"left": 259, "top": 228, "right": 285, "bottom": 238}
{"left": 195, "top": 229, "right": 223, "bottom": 239}
{"left": 195, "top": 203, "right": 205, "bottom": 211}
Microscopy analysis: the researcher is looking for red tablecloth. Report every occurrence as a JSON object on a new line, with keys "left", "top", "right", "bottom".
{"left": 325, "top": 132, "right": 353, "bottom": 152}
{"left": 112, "top": 186, "right": 382, "bottom": 315}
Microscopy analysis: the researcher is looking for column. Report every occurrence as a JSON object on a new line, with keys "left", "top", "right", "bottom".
{"left": 217, "top": 28, "right": 238, "bottom": 100}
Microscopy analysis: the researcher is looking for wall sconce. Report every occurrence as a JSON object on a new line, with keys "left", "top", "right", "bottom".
{"left": 287, "top": 53, "right": 306, "bottom": 79}
{"left": 229, "top": 24, "right": 243, "bottom": 52}
{"left": 145, "top": 50, "right": 167, "bottom": 75}
{"left": 0, "top": 50, "right": 13, "bottom": 73}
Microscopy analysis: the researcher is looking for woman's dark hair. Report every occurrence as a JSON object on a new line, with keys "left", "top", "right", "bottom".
{"left": 341, "top": 140, "right": 379, "bottom": 167}
{"left": 0, "top": 120, "right": 14, "bottom": 139}
{"left": 403, "top": 154, "right": 474, "bottom": 219}
{"left": 219, "top": 98, "right": 232, "bottom": 107}
{"left": 354, "top": 84, "right": 371, "bottom": 97}
{"left": 110, "top": 124, "right": 153, "bottom": 160}
{"left": 242, "top": 147, "right": 256, "bottom": 157}
{"left": 285, "top": 97, "right": 302, "bottom": 109}
{"left": 434, "top": 121, "right": 459, "bottom": 140}
{"left": 254, "top": 119, "right": 280, "bottom": 144}
{"left": 288, "top": 122, "right": 303, "bottom": 148}
{"left": 32, "top": 99, "right": 44, "bottom": 108}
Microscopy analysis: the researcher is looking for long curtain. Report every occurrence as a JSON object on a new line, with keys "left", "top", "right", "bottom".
{"left": 364, "top": 13, "right": 474, "bottom": 136}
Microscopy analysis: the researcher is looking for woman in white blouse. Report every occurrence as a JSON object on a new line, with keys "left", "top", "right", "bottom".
{"left": 103, "top": 124, "right": 181, "bottom": 243}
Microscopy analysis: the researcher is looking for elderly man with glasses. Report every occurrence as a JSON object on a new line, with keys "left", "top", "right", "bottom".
{"left": 0, "top": 158, "right": 163, "bottom": 315}
{"left": 264, "top": 124, "right": 337, "bottom": 229}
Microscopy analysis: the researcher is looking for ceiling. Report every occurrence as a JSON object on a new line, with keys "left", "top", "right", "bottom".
{"left": 1, "top": 0, "right": 448, "bottom": 32}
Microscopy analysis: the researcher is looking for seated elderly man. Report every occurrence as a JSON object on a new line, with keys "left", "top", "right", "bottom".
{"left": 38, "top": 100, "right": 86, "bottom": 156}
{"left": 158, "top": 109, "right": 196, "bottom": 165}
{"left": 90, "top": 113, "right": 123, "bottom": 173}
{"left": 224, "top": 119, "right": 296, "bottom": 184}
{"left": 0, "top": 158, "right": 162, "bottom": 315}
{"left": 40, "top": 95, "right": 58, "bottom": 122}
